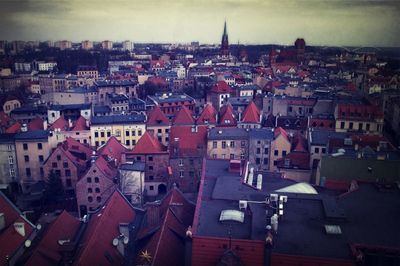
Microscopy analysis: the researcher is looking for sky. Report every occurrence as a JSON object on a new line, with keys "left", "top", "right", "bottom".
{"left": 0, "top": 0, "right": 399, "bottom": 47}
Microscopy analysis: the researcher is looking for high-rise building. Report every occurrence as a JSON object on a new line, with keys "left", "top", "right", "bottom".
{"left": 221, "top": 21, "right": 229, "bottom": 57}
{"left": 81, "top": 40, "right": 93, "bottom": 50}
{"left": 122, "top": 40, "right": 134, "bottom": 51}
{"left": 102, "top": 40, "right": 113, "bottom": 50}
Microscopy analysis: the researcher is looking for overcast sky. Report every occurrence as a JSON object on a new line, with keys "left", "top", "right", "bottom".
{"left": 0, "top": 0, "right": 399, "bottom": 46}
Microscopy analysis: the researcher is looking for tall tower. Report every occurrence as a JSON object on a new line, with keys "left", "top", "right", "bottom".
{"left": 221, "top": 21, "right": 229, "bottom": 57}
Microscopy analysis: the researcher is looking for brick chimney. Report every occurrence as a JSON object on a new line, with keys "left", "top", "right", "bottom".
{"left": 146, "top": 202, "right": 160, "bottom": 227}
{"left": 229, "top": 159, "right": 241, "bottom": 173}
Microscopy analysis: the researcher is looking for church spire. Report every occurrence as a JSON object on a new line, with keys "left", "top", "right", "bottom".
{"left": 221, "top": 20, "right": 229, "bottom": 57}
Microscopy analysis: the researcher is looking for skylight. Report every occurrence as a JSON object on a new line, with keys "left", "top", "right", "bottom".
{"left": 219, "top": 210, "right": 245, "bottom": 223}
{"left": 324, "top": 225, "right": 342, "bottom": 235}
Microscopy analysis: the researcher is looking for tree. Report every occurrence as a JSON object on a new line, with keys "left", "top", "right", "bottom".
{"left": 45, "top": 170, "right": 65, "bottom": 203}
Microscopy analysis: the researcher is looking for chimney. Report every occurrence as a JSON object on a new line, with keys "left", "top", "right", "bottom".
{"left": 146, "top": 202, "right": 160, "bottom": 227}
{"left": 68, "top": 119, "right": 73, "bottom": 129}
{"left": 0, "top": 213, "right": 5, "bottom": 231}
{"left": 229, "top": 159, "right": 241, "bottom": 173}
{"left": 43, "top": 120, "right": 48, "bottom": 130}
{"left": 21, "top": 123, "right": 28, "bottom": 132}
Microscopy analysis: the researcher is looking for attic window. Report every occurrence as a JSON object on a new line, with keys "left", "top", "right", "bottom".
{"left": 325, "top": 225, "right": 342, "bottom": 235}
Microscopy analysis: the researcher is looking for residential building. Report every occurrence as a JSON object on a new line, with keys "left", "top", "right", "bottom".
{"left": 123, "top": 132, "right": 169, "bottom": 196}
{"left": 90, "top": 114, "right": 146, "bottom": 148}
{"left": 96, "top": 80, "right": 138, "bottom": 104}
{"left": 147, "top": 93, "right": 195, "bottom": 116}
{"left": 146, "top": 105, "right": 170, "bottom": 146}
{"left": 0, "top": 134, "right": 18, "bottom": 186}
{"left": 118, "top": 162, "right": 145, "bottom": 205}
{"left": 207, "top": 81, "right": 232, "bottom": 110}
{"left": 207, "top": 127, "right": 249, "bottom": 161}
{"left": 47, "top": 103, "right": 91, "bottom": 124}
{"left": 101, "top": 40, "right": 113, "bottom": 50}
{"left": 270, "top": 127, "right": 292, "bottom": 171}
{"left": 81, "top": 40, "right": 93, "bottom": 50}
{"left": 238, "top": 101, "right": 262, "bottom": 129}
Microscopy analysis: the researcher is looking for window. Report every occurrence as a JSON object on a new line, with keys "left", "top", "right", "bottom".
{"left": 222, "top": 154, "right": 226, "bottom": 159}
{"left": 126, "top": 140, "right": 130, "bottom": 146}
{"left": 94, "top": 131, "right": 99, "bottom": 138}
{"left": 88, "top": 188, "right": 93, "bottom": 193}
{"left": 126, "top": 130, "right": 130, "bottom": 136}
{"left": 321, "top": 148, "right": 326, "bottom": 154}
{"left": 116, "top": 130, "right": 121, "bottom": 137}
{"left": 7, "top": 145, "right": 12, "bottom": 151}
{"left": 23, "top": 143, "right": 28, "bottom": 150}
{"left": 366, "top": 123, "right": 370, "bottom": 131}
{"left": 264, "top": 148, "right": 269, "bottom": 154}
{"left": 241, "top": 141, "right": 246, "bottom": 148}
{"left": 240, "top": 153, "right": 245, "bottom": 160}
{"left": 87, "top": 177, "right": 92, "bottom": 183}
{"left": 273, "top": 160, "right": 277, "bottom": 166}
{"left": 96, "top": 196, "right": 101, "bottom": 203}
{"left": 65, "top": 169, "right": 71, "bottom": 177}
{"left": 95, "top": 188, "right": 100, "bottom": 193}
{"left": 8, "top": 156, "right": 13, "bottom": 164}
{"left": 179, "top": 170, "right": 184, "bottom": 178}
{"left": 52, "top": 162, "right": 58, "bottom": 168}
{"left": 149, "top": 156, "right": 153, "bottom": 161}
{"left": 138, "top": 130, "right": 142, "bottom": 136}
{"left": 256, "top": 158, "right": 261, "bottom": 164}
{"left": 37, "top": 143, "right": 43, "bottom": 150}
{"left": 149, "top": 176, "right": 154, "bottom": 180}
{"left": 189, "top": 171, "right": 194, "bottom": 177}
{"left": 94, "top": 177, "right": 99, "bottom": 183}
{"left": 66, "top": 178, "right": 72, "bottom": 187}
{"left": 57, "top": 155, "right": 61, "bottom": 161}
{"left": 288, "top": 106, "right": 293, "bottom": 112}
{"left": 230, "top": 154, "right": 234, "bottom": 159}
{"left": 88, "top": 196, "right": 93, "bottom": 202}
{"left": 63, "top": 162, "right": 68, "bottom": 168}
{"left": 213, "top": 141, "right": 217, "bottom": 148}
{"left": 38, "top": 155, "right": 44, "bottom": 162}
{"left": 349, "top": 122, "right": 353, "bottom": 130}
{"left": 149, "top": 185, "right": 154, "bottom": 191}
{"left": 24, "top": 155, "right": 29, "bottom": 162}
{"left": 212, "top": 154, "right": 217, "bottom": 159}
{"left": 340, "top": 122, "right": 345, "bottom": 129}
{"left": 149, "top": 166, "right": 153, "bottom": 170}
{"left": 263, "top": 158, "right": 268, "bottom": 165}
{"left": 230, "top": 141, "right": 235, "bottom": 148}
{"left": 107, "top": 131, "right": 111, "bottom": 137}
{"left": 26, "top": 168, "right": 31, "bottom": 177}
{"left": 282, "top": 150, "right": 287, "bottom": 156}
{"left": 314, "top": 147, "right": 320, "bottom": 153}
{"left": 100, "top": 131, "right": 105, "bottom": 137}
{"left": 358, "top": 123, "right": 363, "bottom": 130}
{"left": 274, "top": 150, "right": 279, "bottom": 156}
{"left": 95, "top": 141, "right": 99, "bottom": 146}
{"left": 179, "top": 159, "right": 184, "bottom": 166}
{"left": 256, "top": 148, "right": 261, "bottom": 154}
{"left": 132, "top": 130, "right": 136, "bottom": 136}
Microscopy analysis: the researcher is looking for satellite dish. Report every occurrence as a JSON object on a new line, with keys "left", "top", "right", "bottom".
{"left": 25, "top": 239, "right": 31, "bottom": 248}
{"left": 112, "top": 238, "right": 119, "bottom": 246}
{"left": 123, "top": 236, "right": 129, "bottom": 245}
{"left": 36, "top": 224, "right": 42, "bottom": 230}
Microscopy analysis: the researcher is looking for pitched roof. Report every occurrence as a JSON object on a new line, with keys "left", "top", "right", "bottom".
{"left": 27, "top": 116, "right": 44, "bottom": 131}
{"left": 136, "top": 188, "right": 195, "bottom": 266}
{"left": 211, "top": 81, "right": 232, "bottom": 94}
{"left": 49, "top": 115, "right": 68, "bottom": 131}
{"left": 172, "top": 106, "right": 194, "bottom": 125}
{"left": 197, "top": 104, "right": 217, "bottom": 125}
{"left": 130, "top": 132, "right": 167, "bottom": 154}
{"left": 25, "top": 211, "right": 80, "bottom": 266}
{"left": 169, "top": 125, "right": 208, "bottom": 157}
{"left": 5, "top": 121, "right": 21, "bottom": 133}
{"left": 274, "top": 127, "right": 289, "bottom": 141}
{"left": 0, "top": 192, "right": 35, "bottom": 266}
{"left": 293, "top": 134, "right": 308, "bottom": 152}
{"left": 64, "top": 137, "right": 93, "bottom": 160}
{"left": 218, "top": 103, "right": 237, "bottom": 127}
{"left": 74, "top": 191, "right": 139, "bottom": 266}
{"left": 147, "top": 105, "right": 169, "bottom": 126}
{"left": 241, "top": 101, "right": 261, "bottom": 123}
{"left": 97, "top": 136, "right": 127, "bottom": 164}
{"left": 276, "top": 151, "right": 310, "bottom": 170}
{"left": 71, "top": 116, "right": 89, "bottom": 131}
{"left": 93, "top": 155, "right": 118, "bottom": 179}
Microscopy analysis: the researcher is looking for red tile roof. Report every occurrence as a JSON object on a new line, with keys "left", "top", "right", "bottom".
{"left": 74, "top": 191, "right": 138, "bottom": 266}
{"left": 218, "top": 103, "right": 237, "bottom": 127}
{"left": 71, "top": 116, "right": 89, "bottom": 131}
{"left": 25, "top": 211, "right": 80, "bottom": 266}
{"left": 292, "top": 134, "right": 308, "bottom": 152}
{"left": 274, "top": 127, "right": 289, "bottom": 141}
{"left": 28, "top": 116, "right": 44, "bottom": 131}
{"left": 136, "top": 188, "right": 195, "bottom": 266}
{"left": 241, "top": 101, "right": 261, "bottom": 124}
{"left": 197, "top": 104, "right": 217, "bottom": 125}
{"left": 147, "top": 105, "right": 169, "bottom": 126}
{"left": 64, "top": 137, "right": 93, "bottom": 160}
{"left": 277, "top": 151, "right": 310, "bottom": 170}
{"left": 169, "top": 125, "right": 208, "bottom": 157}
{"left": 130, "top": 132, "right": 167, "bottom": 154}
{"left": 287, "top": 98, "right": 316, "bottom": 106}
{"left": 0, "top": 192, "right": 35, "bottom": 266}
{"left": 49, "top": 115, "right": 68, "bottom": 131}
{"left": 93, "top": 155, "right": 118, "bottom": 179}
{"left": 5, "top": 121, "right": 21, "bottom": 133}
{"left": 211, "top": 81, "right": 232, "bottom": 94}
{"left": 172, "top": 106, "right": 195, "bottom": 125}
{"left": 336, "top": 103, "right": 383, "bottom": 120}
{"left": 98, "top": 136, "right": 127, "bottom": 164}
{"left": 0, "top": 111, "right": 11, "bottom": 128}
